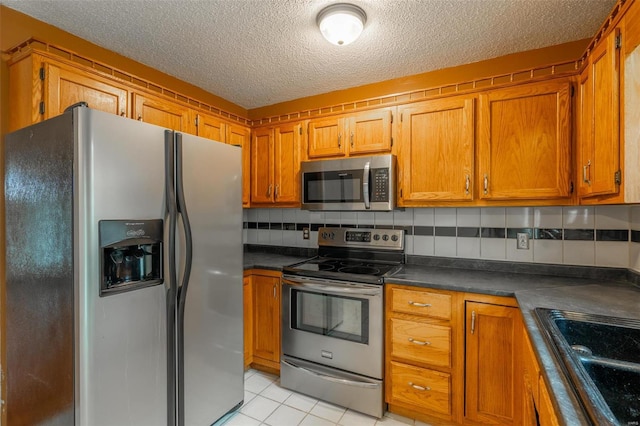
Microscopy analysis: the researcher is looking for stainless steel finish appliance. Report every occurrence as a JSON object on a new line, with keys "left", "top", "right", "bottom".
{"left": 281, "top": 227, "right": 404, "bottom": 418}
{"left": 300, "top": 154, "right": 397, "bottom": 211}
{"left": 4, "top": 107, "right": 244, "bottom": 426}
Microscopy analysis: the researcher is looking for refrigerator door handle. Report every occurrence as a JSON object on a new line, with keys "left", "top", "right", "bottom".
{"left": 175, "top": 132, "right": 194, "bottom": 426}
{"left": 164, "top": 129, "right": 178, "bottom": 426}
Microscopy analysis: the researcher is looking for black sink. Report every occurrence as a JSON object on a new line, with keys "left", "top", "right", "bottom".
{"left": 534, "top": 308, "right": 640, "bottom": 425}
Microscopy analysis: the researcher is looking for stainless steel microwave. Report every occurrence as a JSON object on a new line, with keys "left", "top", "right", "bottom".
{"left": 300, "top": 155, "right": 396, "bottom": 211}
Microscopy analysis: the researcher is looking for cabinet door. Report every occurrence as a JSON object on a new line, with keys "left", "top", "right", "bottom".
{"left": 227, "top": 124, "right": 252, "bottom": 207}
{"left": 132, "top": 92, "right": 193, "bottom": 133}
{"left": 478, "top": 80, "right": 571, "bottom": 200}
{"left": 274, "top": 123, "right": 302, "bottom": 204}
{"left": 45, "top": 61, "right": 128, "bottom": 118}
{"left": 243, "top": 276, "right": 253, "bottom": 368}
{"left": 398, "top": 97, "right": 474, "bottom": 204}
{"left": 196, "top": 113, "right": 226, "bottom": 143}
{"left": 538, "top": 377, "right": 560, "bottom": 426}
{"left": 579, "top": 29, "right": 621, "bottom": 197}
{"left": 465, "top": 302, "right": 521, "bottom": 425}
{"left": 252, "top": 275, "right": 280, "bottom": 364}
{"left": 348, "top": 109, "right": 392, "bottom": 155}
{"left": 308, "top": 117, "right": 346, "bottom": 158}
{"left": 251, "top": 127, "right": 274, "bottom": 203}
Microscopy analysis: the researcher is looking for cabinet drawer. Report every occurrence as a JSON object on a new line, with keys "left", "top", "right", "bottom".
{"left": 389, "top": 287, "right": 451, "bottom": 320}
{"left": 388, "top": 361, "right": 451, "bottom": 416}
{"left": 390, "top": 318, "right": 451, "bottom": 368}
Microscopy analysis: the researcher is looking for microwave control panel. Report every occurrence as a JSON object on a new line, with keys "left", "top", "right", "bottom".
{"left": 371, "top": 168, "right": 389, "bottom": 202}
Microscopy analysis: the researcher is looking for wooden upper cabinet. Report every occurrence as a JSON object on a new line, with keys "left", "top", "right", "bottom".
{"left": 251, "top": 127, "right": 274, "bottom": 204}
{"left": 308, "top": 117, "right": 346, "bottom": 158}
{"left": 578, "top": 28, "right": 621, "bottom": 199}
{"left": 398, "top": 96, "right": 475, "bottom": 205}
{"left": 251, "top": 123, "right": 302, "bottom": 205}
{"left": 274, "top": 123, "right": 302, "bottom": 204}
{"left": 132, "top": 92, "right": 193, "bottom": 133}
{"left": 478, "top": 80, "right": 572, "bottom": 201}
{"left": 8, "top": 53, "right": 129, "bottom": 131}
{"left": 465, "top": 301, "right": 522, "bottom": 425}
{"left": 307, "top": 108, "right": 393, "bottom": 159}
{"left": 348, "top": 109, "right": 393, "bottom": 155}
{"left": 45, "top": 61, "right": 129, "bottom": 119}
{"left": 226, "top": 124, "right": 252, "bottom": 207}
{"left": 195, "top": 113, "right": 226, "bottom": 142}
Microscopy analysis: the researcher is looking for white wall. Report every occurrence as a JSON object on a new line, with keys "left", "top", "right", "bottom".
{"left": 244, "top": 205, "right": 640, "bottom": 273}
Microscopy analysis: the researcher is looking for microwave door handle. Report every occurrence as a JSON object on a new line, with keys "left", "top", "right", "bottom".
{"left": 363, "top": 161, "right": 370, "bottom": 209}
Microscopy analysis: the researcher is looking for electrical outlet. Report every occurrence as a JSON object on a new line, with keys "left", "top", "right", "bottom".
{"left": 303, "top": 227, "right": 310, "bottom": 240}
{"left": 517, "top": 232, "right": 529, "bottom": 250}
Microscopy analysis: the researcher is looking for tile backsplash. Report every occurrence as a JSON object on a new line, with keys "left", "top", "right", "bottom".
{"left": 244, "top": 205, "right": 640, "bottom": 273}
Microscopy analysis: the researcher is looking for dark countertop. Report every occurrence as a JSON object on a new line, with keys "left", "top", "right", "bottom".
{"left": 515, "top": 283, "right": 640, "bottom": 425}
{"left": 243, "top": 251, "right": 310, "bottom": 271}
{"left": 242, "top": 249, "right": 640, "bottom": 425}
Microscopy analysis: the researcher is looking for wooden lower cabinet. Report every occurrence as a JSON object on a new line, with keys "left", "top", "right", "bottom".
{"left": 386, "top": 285, "right": 526, "bottom": 425}
{"left": 385, "top": 284, "right": 462, "bottom": 424}
{"left": 522, "top": 323, "right": 560, "bottom": 426}
{"left": 246, "top": 270, "right": 281, "bottom": 373}
{"left": 465, "top": 299, "right": 523, "bottom": 425}
{"left": 243, "top": 275, "right": 253, "bottom": 369}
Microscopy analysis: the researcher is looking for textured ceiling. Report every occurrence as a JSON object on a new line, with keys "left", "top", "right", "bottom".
{"left": 2, "top": 0, "right": 616, "bottom": 110}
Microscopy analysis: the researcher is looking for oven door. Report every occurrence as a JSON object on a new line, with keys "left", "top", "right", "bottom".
{"left": 281, "top": 275, "right": 383, "bottom": 379}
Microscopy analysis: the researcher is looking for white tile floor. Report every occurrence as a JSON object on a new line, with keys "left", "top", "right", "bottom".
{"left": 216, "top": 369, "right": 433, "bottom": 426}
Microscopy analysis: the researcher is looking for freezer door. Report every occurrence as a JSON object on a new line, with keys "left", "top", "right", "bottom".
{"left": 177, "top": 133, "right": 244, "bottom": 425}
{"left": 75, "top": 108, "right": 167, "bottom": 426}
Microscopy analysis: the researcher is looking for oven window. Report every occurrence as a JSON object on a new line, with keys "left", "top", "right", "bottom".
{"left": 303, "top": 170, "right": 364, "bottom": 203}
{"left": 290, "top": 289, "right": 369, "bottom": 344}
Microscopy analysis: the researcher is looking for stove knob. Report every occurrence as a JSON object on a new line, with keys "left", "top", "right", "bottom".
{"left": 373, "top": 234, "right": 380, "bottom": 241}
{"left": 391, "top": 234, "right": 399, "bottom": 242}
{"left": 330, "top": 232, "right": 336, "bottom": 240}
{"left": 322, "top": 232, "right": 328, "bottom": 239}
{"left": 382, "top": 234, "right": 389, "bottom": 241}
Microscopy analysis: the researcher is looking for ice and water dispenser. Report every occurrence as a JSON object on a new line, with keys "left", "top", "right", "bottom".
{"left": 99, "top": 220, "right": 163, "bottom": 296}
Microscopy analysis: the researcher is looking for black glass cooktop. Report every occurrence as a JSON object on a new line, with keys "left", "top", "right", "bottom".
{"left": 284, "top": 256, "right": 403, "bottom": 285}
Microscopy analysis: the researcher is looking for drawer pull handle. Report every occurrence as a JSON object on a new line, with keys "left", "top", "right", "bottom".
{"left": 408, "top": 338, "right": 431, "bottom": 346}
{"left": 408, "top": 301, "right": 431, "bottom": 307}
{"left": 408, "top": 382, "right": 430, "bottom": 391}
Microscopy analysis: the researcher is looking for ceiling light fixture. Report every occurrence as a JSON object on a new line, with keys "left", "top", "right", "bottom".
{"left": 316, "top": 3, "right": 367, "bottom": 46}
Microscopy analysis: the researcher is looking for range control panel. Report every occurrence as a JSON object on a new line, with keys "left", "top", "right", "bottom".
{"left": 318, "top": 227, "right": 404, "bottom": 250}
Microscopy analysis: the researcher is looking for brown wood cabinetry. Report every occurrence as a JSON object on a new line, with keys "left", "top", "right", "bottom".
{"left": 478, "top": 80, "right": 572, "bottom": 201}
{"left": 243, "top": 275, "right": 253, "bottom": 369}
{"left": 226, "top": 124, "right": 252, "bottom": 207}
{"left": 465, "top": 299, "right": 522, "bottom": 425}
{"left": 195, "top": 112, "right": 226, "bottom": 142}
{"left": 385, "top": 284, "right": 462, "bottom": 424}
{"left": 577, "top": 28, "right": 622, "bottom": 200}
{"left": 250, "top": 271, "right": 281, "bottom": 373}
{"left": 398, "top": 96, "right": 475, "bottom": 205}
{"left": 522, "top": 325, "right": 560, "bottom": 426}
{"left": 8, "top": 53, "right": 130, "bottom": 131}
{"left": 132, "top": 92, "right": 193, "bottom": 133}
{"left": 250, "top": 123, "right": 302, "bottom": 206}
{"left": 307, "top": 108, "right": 393, "bottom": 159}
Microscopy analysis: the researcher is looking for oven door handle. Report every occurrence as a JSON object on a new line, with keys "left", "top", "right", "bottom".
{"left": 282, "top": 359, "right": 381, "bottom": 389}
{"left": 282, "top": 278, "right": 381, "bottom": 297}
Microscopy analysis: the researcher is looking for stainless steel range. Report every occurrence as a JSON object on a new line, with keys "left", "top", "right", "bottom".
{"left": 281, "top": 227, "right": 404, "bottom": 418}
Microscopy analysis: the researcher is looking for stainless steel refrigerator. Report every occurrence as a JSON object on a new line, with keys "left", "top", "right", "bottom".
{"left": 4, "top": 106, "right": 244, "bottom": 425}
